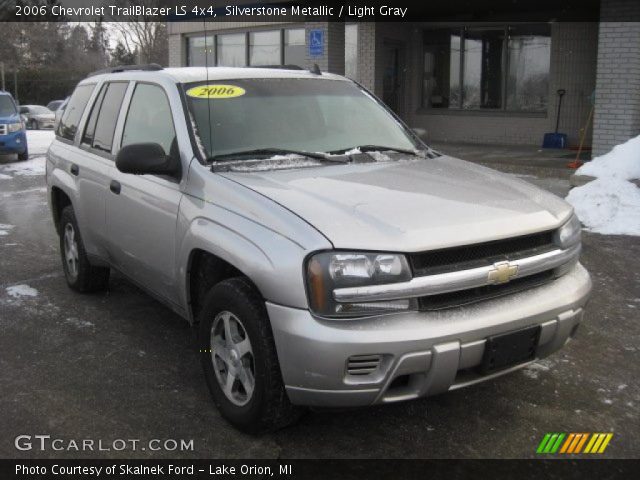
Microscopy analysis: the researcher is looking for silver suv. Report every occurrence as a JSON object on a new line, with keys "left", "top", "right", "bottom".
{"left": 46, "top": 65, "right": 592, "bottom": 433}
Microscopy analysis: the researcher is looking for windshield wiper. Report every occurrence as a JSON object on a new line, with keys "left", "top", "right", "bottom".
{"left": 207, "top": 148, "right": 345, "bottom": 163}
{"left": 328, "top": 145, "right": 422, "bottom": 156}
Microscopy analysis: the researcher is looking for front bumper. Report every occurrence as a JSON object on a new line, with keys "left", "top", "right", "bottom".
{"left": 268, "top": 263, "right": 592, "bottom": 407}
{"left": 0, "top": 130, "right": 27, "bottom": 154}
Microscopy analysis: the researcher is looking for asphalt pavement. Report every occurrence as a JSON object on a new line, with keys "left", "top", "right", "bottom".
{"left": 0, "top": 138, "right": 638, "bottom": 459}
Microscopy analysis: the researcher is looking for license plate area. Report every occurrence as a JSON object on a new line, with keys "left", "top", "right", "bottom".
{"left": 479, "top": 325, "right": 541, "bottom": 374}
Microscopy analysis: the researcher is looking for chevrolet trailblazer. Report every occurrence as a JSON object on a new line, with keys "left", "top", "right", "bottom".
{"left": 46, "top": 64, "right": 591, "bottom": 433}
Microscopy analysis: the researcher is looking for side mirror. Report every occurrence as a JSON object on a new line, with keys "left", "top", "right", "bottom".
{"left": 411, "top": 128, "right": 427, "bottom": 139}
{"left": 115, "top": 143, "right": 181, "bottom": 177}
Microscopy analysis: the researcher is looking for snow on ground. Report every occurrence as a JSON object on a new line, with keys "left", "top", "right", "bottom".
{"left": 6, "top": 284, "right": 39, "bottom": 298}
{"left": 26, "top": 129, "right": 55, "bottom": 156}
{"left": 0, "top": 224, "right": 14, "bottom": 236}
{"left": 0, "top": 130, "right": 54, "bottom": 178}
{"left": 566, "top": 135, "right": 640, "bottom": 236}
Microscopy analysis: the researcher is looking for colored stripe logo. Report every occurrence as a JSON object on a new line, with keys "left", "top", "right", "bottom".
{"left": 536, "top": 433, "right": 613, "bottom": 454}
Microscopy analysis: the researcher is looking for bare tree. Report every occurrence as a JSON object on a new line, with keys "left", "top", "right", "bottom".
{"left": 109, "top": 0, "right": 168, "bottom": 65}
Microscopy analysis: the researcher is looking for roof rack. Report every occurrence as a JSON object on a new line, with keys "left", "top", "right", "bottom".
{"left": 248, "top": 65, "right": 304, "bottom": 70}
{"left": 88, "top": 63, "right": 163, "bottom": 77}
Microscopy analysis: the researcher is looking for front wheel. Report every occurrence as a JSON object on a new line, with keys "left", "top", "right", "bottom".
{"left": 17, "top": 149, "right": 28, "bottom": 161}
{"left": 198, "top": 277, "right": 303, "bottom": 433}
{"left": 28, "top": 119, "right": 38, "bottom": 130}
{"left": 59, "top": 206, "right": 110, "bottom": 292}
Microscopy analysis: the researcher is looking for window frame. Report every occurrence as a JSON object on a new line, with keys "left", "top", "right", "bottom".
{"left": 56, "top": 82, "right": 97, "bottom": 146}
{"left": 420, "top": 24, "right": 551, "bottom": 116}
{"left": 78, "top": 80, "right": 130, "bottom": 160}
{"left": 119, "top": 81, "right": 178, "bottom": 158}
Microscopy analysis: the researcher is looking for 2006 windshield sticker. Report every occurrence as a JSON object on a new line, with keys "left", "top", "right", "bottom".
{"left": 186, "top": 84, "right": 246, "bottom": 99}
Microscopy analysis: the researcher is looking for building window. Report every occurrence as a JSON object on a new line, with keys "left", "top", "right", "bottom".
{"left": 187, "top": 36, "right": 214, "bottom": 67}
{"left": 217, "top": 33, "right": 246, "bottom": 67}
{"left": 284, "top": 28, "right": 305, "bottom": 66}
{"left": 422, "top": 25, "right": 550, "bottom": 112}
{"left": 249, "top": 30, "right": 281, "bottom": 66}
{"left": 345, "top": 24, "right": 358, "bottom": 80}
{"left": 187, "top": 28, "right": 308, "bottom": 68}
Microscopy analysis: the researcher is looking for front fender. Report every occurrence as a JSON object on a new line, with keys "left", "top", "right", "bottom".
{"left": 177, "top": 196, "right": 330, "bottom": 321}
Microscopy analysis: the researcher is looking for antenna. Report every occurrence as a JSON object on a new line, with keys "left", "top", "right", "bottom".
{"left": 203, "top": 19, "right": 212, "bottom": 155}
{"left": 310, "top": 63, "right": 322, "bottom": 75}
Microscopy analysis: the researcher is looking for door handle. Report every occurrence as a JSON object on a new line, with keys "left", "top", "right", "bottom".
{"left": 70, "top": 164, "right": 79, "bottom": 176}
{"left": 109, "top": 180, "right": 121, "bottom": 195}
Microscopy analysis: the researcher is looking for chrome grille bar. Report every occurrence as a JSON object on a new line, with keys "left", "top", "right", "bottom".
{"left": 333, "top": 244, "right": 581, "bottom": 303}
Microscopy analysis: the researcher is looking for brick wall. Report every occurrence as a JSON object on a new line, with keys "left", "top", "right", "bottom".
{"left": 592, "top": 0, "right": 640, "bottom": 155}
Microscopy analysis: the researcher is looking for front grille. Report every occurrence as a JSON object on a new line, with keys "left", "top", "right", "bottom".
{"left": 0, "top": 124, "right": 7, "bottom": 135}
{"left": 409, "top": 230, "right": 555, "bottom": 276}
{"left": 418, "top": 270, "right": 554, "bottom": 311}
{"left": 346, "top": 355, "right": 382, "bottom": 376}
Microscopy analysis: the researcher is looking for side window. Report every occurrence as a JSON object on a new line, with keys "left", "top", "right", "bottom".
{"left": 121, "top": 83, "right": 176, "bottom": 156}
{"left": 81, "top": 85, "right": 107, "bottom": 147}
{"left": 57, "top": 84, "right": 96, "bottom": 141}
{"left": 91, "top": 82, "right": 128, "bottom": 153}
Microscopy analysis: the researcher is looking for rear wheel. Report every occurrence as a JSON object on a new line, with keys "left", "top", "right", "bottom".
{"left": 198, "top": 277, "right": 303, "bottom": 433}
{"left": 59, "top": 206, "right": 110, "bottom": 292}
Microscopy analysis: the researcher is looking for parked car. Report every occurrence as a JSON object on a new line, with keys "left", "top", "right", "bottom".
{"left": 53, "top": 97, "right": 69, "bottom": 129}
{"left": 47, "top": 99, "right": 65, "bottom": 112}
{"left": 0, "top": 90, "right": 28, "bottom": 160}
{"left": 46, "top": 66, "right": 592, "bottom": 433}
{"left": 19, "top": 105, "right": 55, "bottom": 130}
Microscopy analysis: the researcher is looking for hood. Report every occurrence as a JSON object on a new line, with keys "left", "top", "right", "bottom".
{"left": 34, "top": 113, "right": 55, "bottom": 120}
{"left": 220, "top": 155, "right": 572, "bottom": 252}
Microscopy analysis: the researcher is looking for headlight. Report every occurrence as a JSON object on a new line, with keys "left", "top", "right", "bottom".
{"left": 8, "top": 122, "right": 23, "bottom": 133}
{"left": 555, "top": 214, "right": 582, "bottom": 249}
{"left": 306, "top": 251, "right": 416, "bottom": 317}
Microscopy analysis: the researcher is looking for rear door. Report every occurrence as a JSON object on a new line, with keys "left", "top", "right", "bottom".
{"left": 105, "top": 82, "right": 183, "bottom": 305}
{"left": 72, "top": 81, "right": 129, "bottom": 260}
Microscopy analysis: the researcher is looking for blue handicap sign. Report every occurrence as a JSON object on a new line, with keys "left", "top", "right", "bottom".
{"left": 309, "top": 29, "right": 324, "bottom": 57}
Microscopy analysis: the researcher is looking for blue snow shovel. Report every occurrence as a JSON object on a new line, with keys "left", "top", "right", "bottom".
{"left": 543, "top": 89, "right": 567, "bottom": 149}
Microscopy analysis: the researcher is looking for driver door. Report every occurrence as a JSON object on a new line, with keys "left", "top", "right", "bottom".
{"left": 105, "top": 82, "right": 183, "bottom": 305}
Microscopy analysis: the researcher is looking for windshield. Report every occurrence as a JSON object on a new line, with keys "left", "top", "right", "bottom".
{"left": 183, "top": 78, "right": 419, "bottom": 159}
{"left": 0, "top": 96, "right": 17, "bottom": 117}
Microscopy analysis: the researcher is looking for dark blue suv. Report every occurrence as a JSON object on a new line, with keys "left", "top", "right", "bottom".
{"left": 0, "top": 91, "right": 28, "bottom": 160}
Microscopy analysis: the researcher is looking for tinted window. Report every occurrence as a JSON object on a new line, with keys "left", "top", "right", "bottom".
{"left": 121, "top": 84, "right": 176, "bottom": 156}
{"left": 81, "top": 85, "right": 108, "bottom": 147}
{"left": 0, "top": 96, "right": 17, "bottom": 116}
{"left": 92, "top": 82, "right": 128, "bottom": 153}
{"left": 57, "top": 84, "right": 95, "bottom": 141}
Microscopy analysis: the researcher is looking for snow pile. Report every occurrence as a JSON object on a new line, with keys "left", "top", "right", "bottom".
{"left": 0, "top": 224, "right": 14, "bottom": 236}
{"left": 0, "top": 173, "right": 11, "bottom": 180}
{"left": 6, "top": 284, "right": 39, "bottom": 298}
{"left": 26, "top": 130, "right": 55, "bottom": 156}
{"left": 566, "top": 135, "right": 640, "bottom": 236}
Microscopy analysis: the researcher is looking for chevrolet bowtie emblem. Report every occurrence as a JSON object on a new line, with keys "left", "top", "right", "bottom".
{"left": 487, "top": 261, "right": 518, "bottom": 284}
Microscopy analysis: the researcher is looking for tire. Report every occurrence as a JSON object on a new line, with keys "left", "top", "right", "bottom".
{"left": 18, "top": 150, "right": 28, "bottom": 161}
{"left": 28, "top": 119, "right": 38, "bottom": 130}
{"left": 198, "top": 277, "right": 303, "bottom": 433}
{"left": 59, "top": 205, "right": 110, "bottom": 293}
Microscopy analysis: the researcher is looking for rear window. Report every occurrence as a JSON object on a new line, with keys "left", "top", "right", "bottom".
{"left": 57, "top": 84, "right": 96, "bottom": 141}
